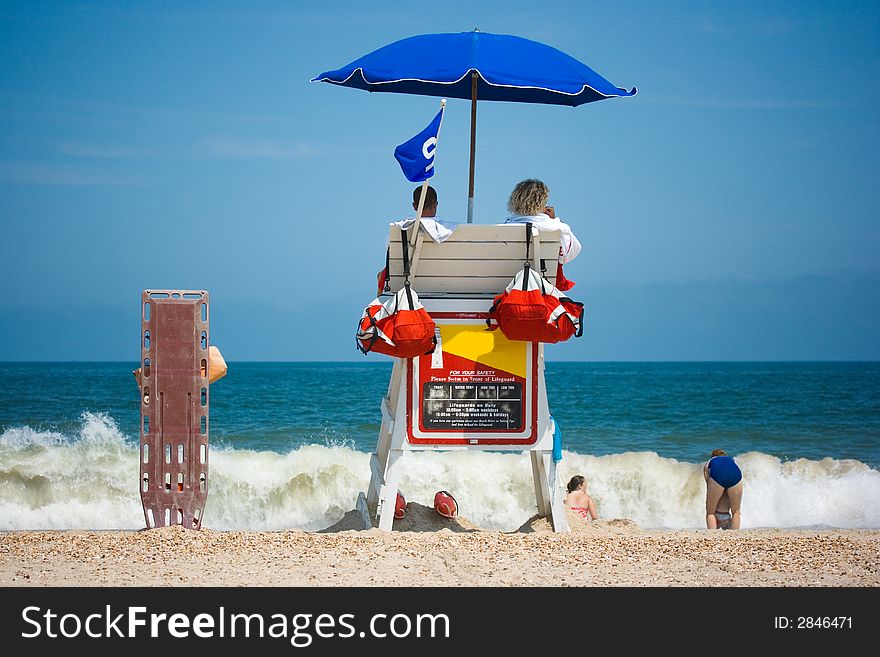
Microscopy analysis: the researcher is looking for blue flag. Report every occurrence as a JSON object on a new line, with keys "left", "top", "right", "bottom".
{"left": 394, "top": 109, "right": 443, "bottom": 183}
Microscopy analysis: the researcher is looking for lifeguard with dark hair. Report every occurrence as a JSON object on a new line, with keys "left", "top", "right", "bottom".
{"left": 376, "top": 185, "right": 457, "bottom": 295}
{"left": 413, "top": 185, "right": 438, "bottom": 215}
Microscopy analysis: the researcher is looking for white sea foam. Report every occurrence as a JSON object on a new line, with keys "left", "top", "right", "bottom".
{"left": 1, "top": 414, "right": 878, "bottom": 531}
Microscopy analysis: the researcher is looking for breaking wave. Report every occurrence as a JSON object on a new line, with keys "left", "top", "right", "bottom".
{"left": 1, "top": 413, "right": 878, "bottom": 531}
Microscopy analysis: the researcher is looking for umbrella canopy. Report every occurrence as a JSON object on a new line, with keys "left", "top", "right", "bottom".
{"left": 312, "top": 30, "right": 636, "bottom": 105}
{"left": 312, "top": 31, "right": 636, "bottom": 221}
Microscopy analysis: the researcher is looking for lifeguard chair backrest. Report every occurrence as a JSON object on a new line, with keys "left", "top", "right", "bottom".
{"left": 139, "top": 290, "right": 210, "bottom": 530}
{"left": 385, "top": 224, "right": 562, "bottom": 297}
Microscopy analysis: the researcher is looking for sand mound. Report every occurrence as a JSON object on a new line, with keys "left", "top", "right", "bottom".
{"left": 320, "top": 502, "right": 480, "bottom": 533}
{"left": 517, "top": 512, "right": 642, "bottom": 534}
{"left": 319, "top": 510, "right": 371, "bottom": 533}
{"left": 392, "top": 502, "right": 480, "bottom": 533}
{"left": 137, "top": 524, "right": 189, "bottom": 535}
{"left": 517, "top": 514, "right": 554, "bottom": 533}
{"left": 585, "top": 518, "right": 642, "bottom": 534}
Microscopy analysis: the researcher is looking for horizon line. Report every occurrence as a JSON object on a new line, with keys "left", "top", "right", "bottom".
{"left": 1, "top": 359, "right": 878, "bottom": 365}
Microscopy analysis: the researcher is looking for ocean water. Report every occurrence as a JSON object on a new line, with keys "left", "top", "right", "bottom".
{"left": 1, "top": 361, "right": 878, "bottom": 531}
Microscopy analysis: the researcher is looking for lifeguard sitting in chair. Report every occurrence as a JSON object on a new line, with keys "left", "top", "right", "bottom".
{"left": 500, "top": 179, "right": 581, "bottom": 291}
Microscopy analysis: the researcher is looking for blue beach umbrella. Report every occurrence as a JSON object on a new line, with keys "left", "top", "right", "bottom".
{"left": 312, "top": 30, "right": 637, "bottom": 221}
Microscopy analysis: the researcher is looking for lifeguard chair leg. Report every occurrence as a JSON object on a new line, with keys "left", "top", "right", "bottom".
{"left": 530, "top": 450, "right": 569, "bottom": 532}
{"left": 365, "top": 395, "right": 395, "bottom": 517}
{"left": 355, "top": 492, "right": 371, "bottom": 530}
{"left": 139, "top": 290, "right": 210, "bottom": 530}
{"left": 530, "top": 450, "right": 551, "bottom": 518}
{"left": 365, "top": 358, "right": 405, "bottom": 524}
{"left": 547, "top": 455, "right": 570, "bottom": 533}
{"left": 377, "top": 449, "right": 404, "bottom": 531}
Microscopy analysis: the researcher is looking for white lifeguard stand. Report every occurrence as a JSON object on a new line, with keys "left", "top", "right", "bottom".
{"left": 357, "top": 223, "right": 570, "bottom": 533}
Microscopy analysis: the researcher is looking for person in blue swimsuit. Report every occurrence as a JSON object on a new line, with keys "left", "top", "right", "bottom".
{"left": 703, "top": 449, "right": 743, "bottom": 530}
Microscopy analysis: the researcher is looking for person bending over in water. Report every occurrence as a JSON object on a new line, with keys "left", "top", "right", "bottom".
{"left": 703, "top": 449, "right": 743, "bottom": 529}
{"left": 564, "top": 475, "right": 598, "bottom": 521}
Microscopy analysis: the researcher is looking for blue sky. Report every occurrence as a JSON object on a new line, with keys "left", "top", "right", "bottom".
{"left": 1, "top": 1, "right": 877, "bottom": 361}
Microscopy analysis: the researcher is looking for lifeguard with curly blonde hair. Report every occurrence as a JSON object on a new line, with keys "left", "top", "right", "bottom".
{"left": 503, "top": 179, "right": 582, "bottom": 289}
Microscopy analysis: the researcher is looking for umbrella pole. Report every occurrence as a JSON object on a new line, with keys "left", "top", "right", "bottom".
{"left": 467, "top": 70, "right": 477, "bottom": 223}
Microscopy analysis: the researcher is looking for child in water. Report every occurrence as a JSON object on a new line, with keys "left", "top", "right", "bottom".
{"left": 564, "top": 475, "right": 598, "bottom": 521}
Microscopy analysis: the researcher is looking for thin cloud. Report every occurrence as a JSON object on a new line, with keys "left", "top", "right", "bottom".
{"left": 0, "top": 91, "right": 299, "bottom": 129}
{"left": 0, "top": 161, "right": 151, "bottom": 187}
{"left": 59, "top": 142, "right": 151, "bottom": 159}
{"left": 80, "top": 100, "right": 298, "bottom": 128}
{"left": 69, "top": 4, "right": 409, "bottom": 28}
{"left": 640, "top": 95, "right": 836, "bottom": 109}
{"left": 695, "top": 20, "right": 726, "bottom": 34}
{"left": 200, "top": 136, "right": 321, "bottom": 159}
{"left": 57, "top": 141, "right": 196, "bottom": 160}
{"left": 696, "top": 18, "right": 795, "bottom": 36}
{"left": 57, "top": 137, "right": 323, "bottom": 161}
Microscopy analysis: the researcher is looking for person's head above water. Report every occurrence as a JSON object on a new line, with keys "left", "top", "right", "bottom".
{"left": 507, "top": 179, "right": 550, "bottom": 217}
{"left": 566, "top": 475, "right": 586, "bottom": 494}
{"left": 711, "top": 449, "right": 727, "bottom": 457}
{"left": 413, "top": 185, "right": 438, "bottom": 217}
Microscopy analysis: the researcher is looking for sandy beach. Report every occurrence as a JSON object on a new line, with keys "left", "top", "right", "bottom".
{"left": 1, "top": 506, "right": 877, "bottom": 587}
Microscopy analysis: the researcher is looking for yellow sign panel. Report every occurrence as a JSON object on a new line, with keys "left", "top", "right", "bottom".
{"left": 439, "top": 324, "right": 528, "bottom": 379}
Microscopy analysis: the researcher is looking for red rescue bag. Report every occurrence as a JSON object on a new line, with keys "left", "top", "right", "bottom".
{"left": 356, "top": 284, "right": 437, "bottom": 357}
{"left": 487, "top": 223, "right": 584, "bottom": 343}
{"left": 356, "top": 229, "right": 437, "bottom": 358}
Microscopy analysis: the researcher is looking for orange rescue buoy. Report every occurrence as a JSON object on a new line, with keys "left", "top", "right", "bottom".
{"left": 394, "top": 491, "right": 407, "bottom": 519}
{"left": 433, "top": 490, "right": 458, "bottom": 519}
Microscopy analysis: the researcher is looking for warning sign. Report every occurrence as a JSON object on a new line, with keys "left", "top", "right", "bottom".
{"left": 407, "top": 315, "right": 537, "bottom": 445}
{"left": 422, "top": 380, "right": 523, "bottom": 430}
